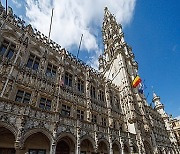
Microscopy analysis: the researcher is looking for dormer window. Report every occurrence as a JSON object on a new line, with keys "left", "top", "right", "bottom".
{"left": 65, "top": 72, "right": 72, "bottom": 87}
{"left": 0, "top": 40, "right": 15, "bottom": 59}
{"left": 77, "top": 78, "right": 84, "bottom": 93}
{"left": 46, "top": 63, "right": 57, "bottom": 77}
{"left": 26, "top": 53, "right": 40, "bottom": 70}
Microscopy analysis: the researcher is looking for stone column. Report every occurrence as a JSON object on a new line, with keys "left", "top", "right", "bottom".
{"left": 119, "top": 130, "right": 124, "bottom": 154}
{"left": 14, "top": 141, "right": 23, "bottom": 154}
{"left": 94, "top": 124, "right": 98, "bottom": 153}
{"left": 85, "top": 68, "right": 91, "bottom": 122}
{"left": 108, "top": 127, "right": 113, "bottom": 154}
{"left": 56, "top": 66, "right": 64, "bottom": 112}
{"left": 76, "top": 120, "right": 80, "bottom": 154}
{"left": 50, "top": 143, "right": 56, "bottom": 154}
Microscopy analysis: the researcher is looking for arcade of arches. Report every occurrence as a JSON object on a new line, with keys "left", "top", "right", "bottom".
{"left": 0, "top": 125, "right": 142, "bottom": 154}
{"left": 0, "top": 125, "right": 173, "bottom": 154}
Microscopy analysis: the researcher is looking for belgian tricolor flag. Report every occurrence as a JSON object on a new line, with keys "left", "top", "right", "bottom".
{"left": 132, "top": 76, "right": 142, "bottom": 88}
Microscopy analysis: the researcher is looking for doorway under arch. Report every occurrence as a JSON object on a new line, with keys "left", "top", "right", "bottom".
{"left": 56, "top": 136, "right": 75, "bottom": 154}
{"left": 24, "top": 132, "right": 50, "bottom": 154}
{"left": 97, "top": 140, "right": 109, "bottom": 154}
{"left": 0, "top": 126, "right": 16, "bottom": 154}
{"left": 80, "top": 139, "right": 95, "bottom": 154}
{"left": 112, "top": 142, "right": 121, "bottom": 154}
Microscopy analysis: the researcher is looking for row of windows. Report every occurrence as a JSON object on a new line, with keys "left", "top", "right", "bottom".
{"left": 61, "top": 104, "right": 109, "bottom": 127}
{"left": 15, "top": 89, "right": 122, "bottom": 128}
{"left": 15, "top": 90, "right": 52, "bottom": 111}
{"left": 1, "top": 40, "right": 120, "bottom": 106}
{"left": 26, "top": 53, "right": 57, "bottom": 78}
{"left": 0, "top": 41, "right": 57, "bottom": 78}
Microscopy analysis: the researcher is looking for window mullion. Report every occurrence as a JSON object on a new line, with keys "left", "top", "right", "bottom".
{"left": 22, "top": 91, "right": 25, "bottom": 103}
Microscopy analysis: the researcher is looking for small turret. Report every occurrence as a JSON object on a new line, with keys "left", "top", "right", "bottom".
{"left": 152, "top": 92, "right": 169, "bottom": 119}
{"left": 152, "top": 92, "right": 164, "bottom": 110}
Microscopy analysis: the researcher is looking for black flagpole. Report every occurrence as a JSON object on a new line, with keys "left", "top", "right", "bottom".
{"left": 77, "top": 34, "right": 83, "bottom": 59}
{"left": 6, "top": 0, "right": 8, "bottom": 15}
{"left": 48, "top": 8, "right": 54, "bottom": 42}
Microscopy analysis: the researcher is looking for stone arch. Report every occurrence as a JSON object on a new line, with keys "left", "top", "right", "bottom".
{"left": 23, "top": 131, "right": 51, "bottom": 154}
{"left": 22, "top": 128, "right": 53, "bottom": 146}
{"left": 112, "top": 140, "right": 121, "bottom": 154}
{"left": 80, "top": 135, "right": 96, "bottom": 151}
{"left": 56, "top": 132, "right": 76, "bottom": 145}
{"left": 56, "top": 132, "right": 76, "bottom": 154}
{"left": 0, "top": 123, "right": 16, "bottom": 153}
{"left": 97, "top": 138, "right": 110, "bottom": 154}
{"left": 0, "top": 121, "right": 18, "bottom": 138}
{"left": 144, "top": 140, "right": 153, "bottom": 154}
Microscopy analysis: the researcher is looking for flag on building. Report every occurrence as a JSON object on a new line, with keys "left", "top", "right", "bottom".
{"left": 132, "top": 75, "right": 141, "bottom": 88}
{"left": 138, "top": 84, "right": 144, "bottom": 94}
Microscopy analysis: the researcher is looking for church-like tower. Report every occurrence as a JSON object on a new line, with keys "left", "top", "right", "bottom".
{"left": 100, "top": 7, "right": 142, "bottom": 134}
{"left": 99, "top": 7, "right": 160, "bottom": 153}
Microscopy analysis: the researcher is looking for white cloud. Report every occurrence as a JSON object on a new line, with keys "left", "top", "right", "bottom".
{"left": 175, "top": 116, "right": 180, "bottom": 120}
{"left": 12, "top": 0, "right": 22, "bottom": 8}
{"left": 25, "top": 0, "right": 136, "bottom": 69}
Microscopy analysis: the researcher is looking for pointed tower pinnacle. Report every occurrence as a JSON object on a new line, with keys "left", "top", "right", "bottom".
{"left": 152, "top": 92, "right": 163, "bottom": 109}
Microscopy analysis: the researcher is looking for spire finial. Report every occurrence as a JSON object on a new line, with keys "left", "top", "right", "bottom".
{"left": 153, "top": 92, "right": 157, "bottom": 98}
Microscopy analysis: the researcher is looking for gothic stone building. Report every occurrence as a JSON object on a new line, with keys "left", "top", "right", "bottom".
{"left": 0, "top": 3, "right": 179, "bottom": 154}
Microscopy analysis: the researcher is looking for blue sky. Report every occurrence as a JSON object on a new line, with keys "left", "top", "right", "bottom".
{"left": 2, "top": 0, "right": 180, "bottom": 118}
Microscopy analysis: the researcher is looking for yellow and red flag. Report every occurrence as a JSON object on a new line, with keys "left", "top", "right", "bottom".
{"left": 132, "top": 76, "right": 141, "bottom": 88}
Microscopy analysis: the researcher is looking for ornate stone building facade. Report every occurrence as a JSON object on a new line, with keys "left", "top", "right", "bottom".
{"left": 170, "top": 118, "right": 180, "bottom": 147}
{"left": 0, "top": 2, "right": 179, "bottom": 154}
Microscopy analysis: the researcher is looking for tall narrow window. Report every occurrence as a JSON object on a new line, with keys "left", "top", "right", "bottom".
{"left": 26, "top": 53, "right": 40, "bottom": 70}
{"left": 6, "top": 48, "right": 14, "bottom": 59}
{"left": 65, "top": 72, "right": 72, "bottom": 87}
{"left": 61, "top": 104, "right": 71, "bottom": 117}
{"left": 98, "top": 90, "right": 105, "bottom": 102}
{"left": 77, "top": 109, "right": 84, "bottom": 120}
{"left": 0, "top": 45, "right": 7, "bottom": 55}
{"left": 15, "top": 90, "right": 31, "bottom": 104}
{"left": 115, "top": 96, "right": 120, "bottom": 109}
{"left": 77, "top": 78, "right": 84, "bottom": 93}
{"left": 46, "top": 63, "right": 57, "bottom": 77}
{"left": 92, "top": 114, "right": 97, "bottom": 123}
{"left": 0, "top": 40, "right": 15, "bottom": 59}
{"left": 113, "top": 121, "right": 116, "bottom": 129}
{"left": 101, "top": 117, "right": 106, "bottom": 126}
{"left": 110, "top": 95, "right": 113, "bottom": 107}
{"left": 90, "top": 85, "right": 96, "bottom": 99}
{"left": 39, "top": 97, "right": 51, "bottom": 111}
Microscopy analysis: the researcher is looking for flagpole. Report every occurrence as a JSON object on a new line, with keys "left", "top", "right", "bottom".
{"left": 77, "top": 34, "right": 83, "bottom": 59}
{"left": 48, "top": 8, "right": 54, "bottom": 43}
{"left": 5, "top": 0, "right": 8, "bottom": 15}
